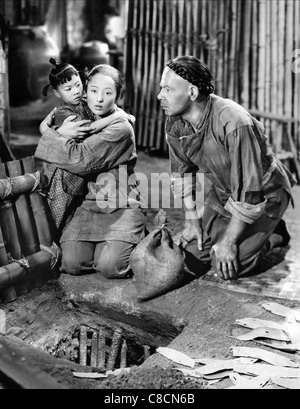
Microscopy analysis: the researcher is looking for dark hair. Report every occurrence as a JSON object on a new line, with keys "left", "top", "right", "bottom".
{"left": 166, "top": 56, "right": 215, "bottom": 96}
{"left": 42, "top": 58, "right": 82, "bottom": 97}
{"left": 87, "top": 64, "right": 125, "bottom": 100}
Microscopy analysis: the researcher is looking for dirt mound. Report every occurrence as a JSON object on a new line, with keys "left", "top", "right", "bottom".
{"left": 97, "top": 366, "right": 210, "bottom": 389}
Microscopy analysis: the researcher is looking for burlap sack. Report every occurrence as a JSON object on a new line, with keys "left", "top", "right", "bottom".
{"left": 129, "top": 225, "right": 185, "bottom": 301}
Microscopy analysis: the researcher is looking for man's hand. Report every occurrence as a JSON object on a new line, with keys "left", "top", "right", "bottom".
{"left": 39, "top": 107, "right": 57, "bottom": 134}
{"left": 57, "top": 116, "right": 96, "bottom": 138}
{"left": 210, "top": 240, "right": 239, "bottom": 280}
{"left": 178, "top": 219, "right": 203, "bottom": 250}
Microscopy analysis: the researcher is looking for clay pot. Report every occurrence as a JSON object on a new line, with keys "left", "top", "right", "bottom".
{"left": 8, "top": 26, "right": 60, "bottom": 105}
{"left": 71, "top": 40, "right": 110, "bottom": 71}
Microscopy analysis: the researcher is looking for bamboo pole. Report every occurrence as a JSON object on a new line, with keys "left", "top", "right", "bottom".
{"left": 0, "top": 249, "right": 53, "bottom": 290}
{"left": 285, "top": 0, "right": 294, "bottom": 148}
{"left": 223, "top": 0, "right": 230, "bottom": 97}
{"left": 227, "top": 0, "right": 238, "bottom": 100}
{"left": 240, "top": 0, "right": 251, "bottom": 107}
{"left": 263, "top": 0, "right": 272, "bottom": 138}
{"left": 285, "top": 0, "right": 294, "bottom": 118}
{"left": 132, "top": 0, "right": 142, "bottom": 143}
{"left": 277, "top": 0, "right": 286, "bottom": 152}
{"left": 22, "top": 157, "right": 54, "bottom": 246}
{"left": 257, "top": 0, "right": 266, "bottom": 113}
{"left": 22, "top": 156, "right": 56, "bottom": 288}
{"left": 250, "top": 0, "right": 258, "bottom": 108}
{"left": 0, "top": 172, "right": 40, "bottom": 199}
{"left": 0, "top": 224, "right": 16, "bottom": 303}
{"left": 0, "top": 164, "right": 22, "bottom": 260}
{"left": 294, "top": 0, "right": 300, "bottom": 156}
{"left": 148, "top": 0, "right": 159, "bottom": 148}
{"left": 185, "top": 0, "right": 192, "bottom": 55}
{"left": 237, "top": 0, "right": 244, "bottom": 102}
{"left": 277, "top": 0, "right": 285, "bottom": 117}
{"left": 171, "top": 0, "right": 178, "bottom": 59}
{"left": 6, "top": 160, "right": 39, "bottom": 257}
{"left": 177, "top": 0, "right": 185, "bottom": 56}
{"left": 156, "top": 0, "right": 167, "bottom": 152}
{"left": 215, "top": 0, "right": 224, "bottom": 96}
{"left": 192, "top": 0, "right": 199, "bottom": 57}
{"left": 208, "top": 0, "right": 218, "bottom": 88}
{"left": 270, "top": 0, "right": 278, "bottom": 147}
{"left": 140, "top": 0, "right": 151, "bottom": 147}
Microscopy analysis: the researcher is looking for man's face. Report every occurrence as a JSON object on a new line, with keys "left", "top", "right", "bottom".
{"left": 157, "top": 67, "right": 192, "bottom": 117}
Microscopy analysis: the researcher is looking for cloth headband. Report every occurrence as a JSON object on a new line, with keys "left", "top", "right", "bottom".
{"left": 166, "top": 60, "right": 214, "bottom": 95}
{"left": 49, "top": 64, "right": 76, "bottom": 78}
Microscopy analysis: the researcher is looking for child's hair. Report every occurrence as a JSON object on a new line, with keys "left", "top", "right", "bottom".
{"left": 87, "top": 64, "right": 125, "bottom": 101}
{"left": 42, "top": 58, "right": 83, "bottom": 97}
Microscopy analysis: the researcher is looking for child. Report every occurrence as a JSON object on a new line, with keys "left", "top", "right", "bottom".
{"left": 41, "top": 58, "right": 134, "bottom": 236}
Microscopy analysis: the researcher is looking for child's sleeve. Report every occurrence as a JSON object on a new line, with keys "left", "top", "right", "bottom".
{"left": 52, "top": 106, "right": 77, "bottom": 128}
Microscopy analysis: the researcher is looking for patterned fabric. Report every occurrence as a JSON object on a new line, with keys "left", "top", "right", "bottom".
{"left": 40, "top": 100, "right": 93, "bottom": 235}
{"left": 53, "top": 101, "right": 94, "bottom": 127}
{"left": 41, "top": 163, "right": 86, "bottom": 234}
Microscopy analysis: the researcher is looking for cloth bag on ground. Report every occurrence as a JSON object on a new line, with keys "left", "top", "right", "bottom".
{"left": 129, "top": 224, "right": 185, "bottom": 301}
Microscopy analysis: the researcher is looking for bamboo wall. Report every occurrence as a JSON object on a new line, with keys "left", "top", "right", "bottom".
{"left": 123, "top": 0, "right": 300, "bottom": 160}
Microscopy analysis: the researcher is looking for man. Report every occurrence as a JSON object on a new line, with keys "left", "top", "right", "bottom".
{"left": 157, "top": 55, "right": 295, "bottom": 280}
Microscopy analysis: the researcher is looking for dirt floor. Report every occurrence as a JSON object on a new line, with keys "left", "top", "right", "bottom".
{"left": 1, "top": 98, "right": 300, "bottom": 390}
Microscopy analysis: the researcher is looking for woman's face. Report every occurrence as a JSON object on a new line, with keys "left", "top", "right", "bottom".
{"left": 86, "top": 73, "right": 117, "bottom": 116}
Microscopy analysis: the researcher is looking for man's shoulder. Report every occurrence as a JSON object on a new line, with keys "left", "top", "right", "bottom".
{"left": 212, "top": 95, "right": 254, "bottom": 130}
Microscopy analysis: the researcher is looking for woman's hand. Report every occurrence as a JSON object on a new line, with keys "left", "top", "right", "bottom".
{"left": 178, "top": 219, "right": 203, "bottom": 250}
{"left": 39, "top": 108, "right": 57, "bottom": 134}
{"left": 210, "top": 240, "right": 239, "bottom": 280}
{"left": 57, "top": 116, "right": 96, "bottom": 138}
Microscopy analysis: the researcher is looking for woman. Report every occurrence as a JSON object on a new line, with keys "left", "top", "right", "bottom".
{"left": 35, "top": 64, "right": 147, "bottom": 279}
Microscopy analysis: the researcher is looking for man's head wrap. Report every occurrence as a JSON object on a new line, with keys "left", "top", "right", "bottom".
{"left": 166, "top": 56, "right": 214, "bottom": 96}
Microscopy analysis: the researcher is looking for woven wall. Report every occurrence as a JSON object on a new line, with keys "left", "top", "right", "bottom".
{"left": 123, "top": 0, "right": 300, "bottom": 159}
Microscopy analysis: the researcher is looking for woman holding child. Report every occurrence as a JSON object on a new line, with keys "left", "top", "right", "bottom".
{"left": 35, "top": 64, "right": 147, "bottom": 279}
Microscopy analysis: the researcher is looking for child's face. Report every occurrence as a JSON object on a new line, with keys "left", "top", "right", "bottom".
{"left": 54, "top": 74, "right": 83, "bottom": 106}
{"left": 86, "top": 73, "right": 117, "bottom": 116}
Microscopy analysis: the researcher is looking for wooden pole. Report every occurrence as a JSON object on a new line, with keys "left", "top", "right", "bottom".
{"left": 0, "top": 250, "right": 53, "bottom": 290}
{"left": 257, "top": 0, "right": 266, "bottom": 113}
{"left": 0, "top": 17, "right": 10, "bottom": 145}
{"left": 215, "top": 0, "right": 225, "bottom": 96}
{"left": 192, "top": 0, "right": 200, "bottom": 57}
{"left": 240, "top": 0, "right": 252, "bottom": 108}
{"left": 6, "top": 160, "right": 39, "bottom": 257}
{"left": 228, "top": 0, "right": 237, "bottom": 100}
{"left": 270, "top": 0, "right": 278, "bottom": 147}
{"left": 250, "top": 0, "right": 258, "bottom": 109}
{"left": 140, "top": 0, "right": 151, "bottom": 147}
{"left": 21, "top": 157, "right": 54, "bottom": 247}
{"left": 147, "top": 0, "right": 158, "bottom": 148}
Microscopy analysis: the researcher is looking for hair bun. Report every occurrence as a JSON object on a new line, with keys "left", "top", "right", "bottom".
{"left": 49, "top": 57, "right": 58, "bottom": 66}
